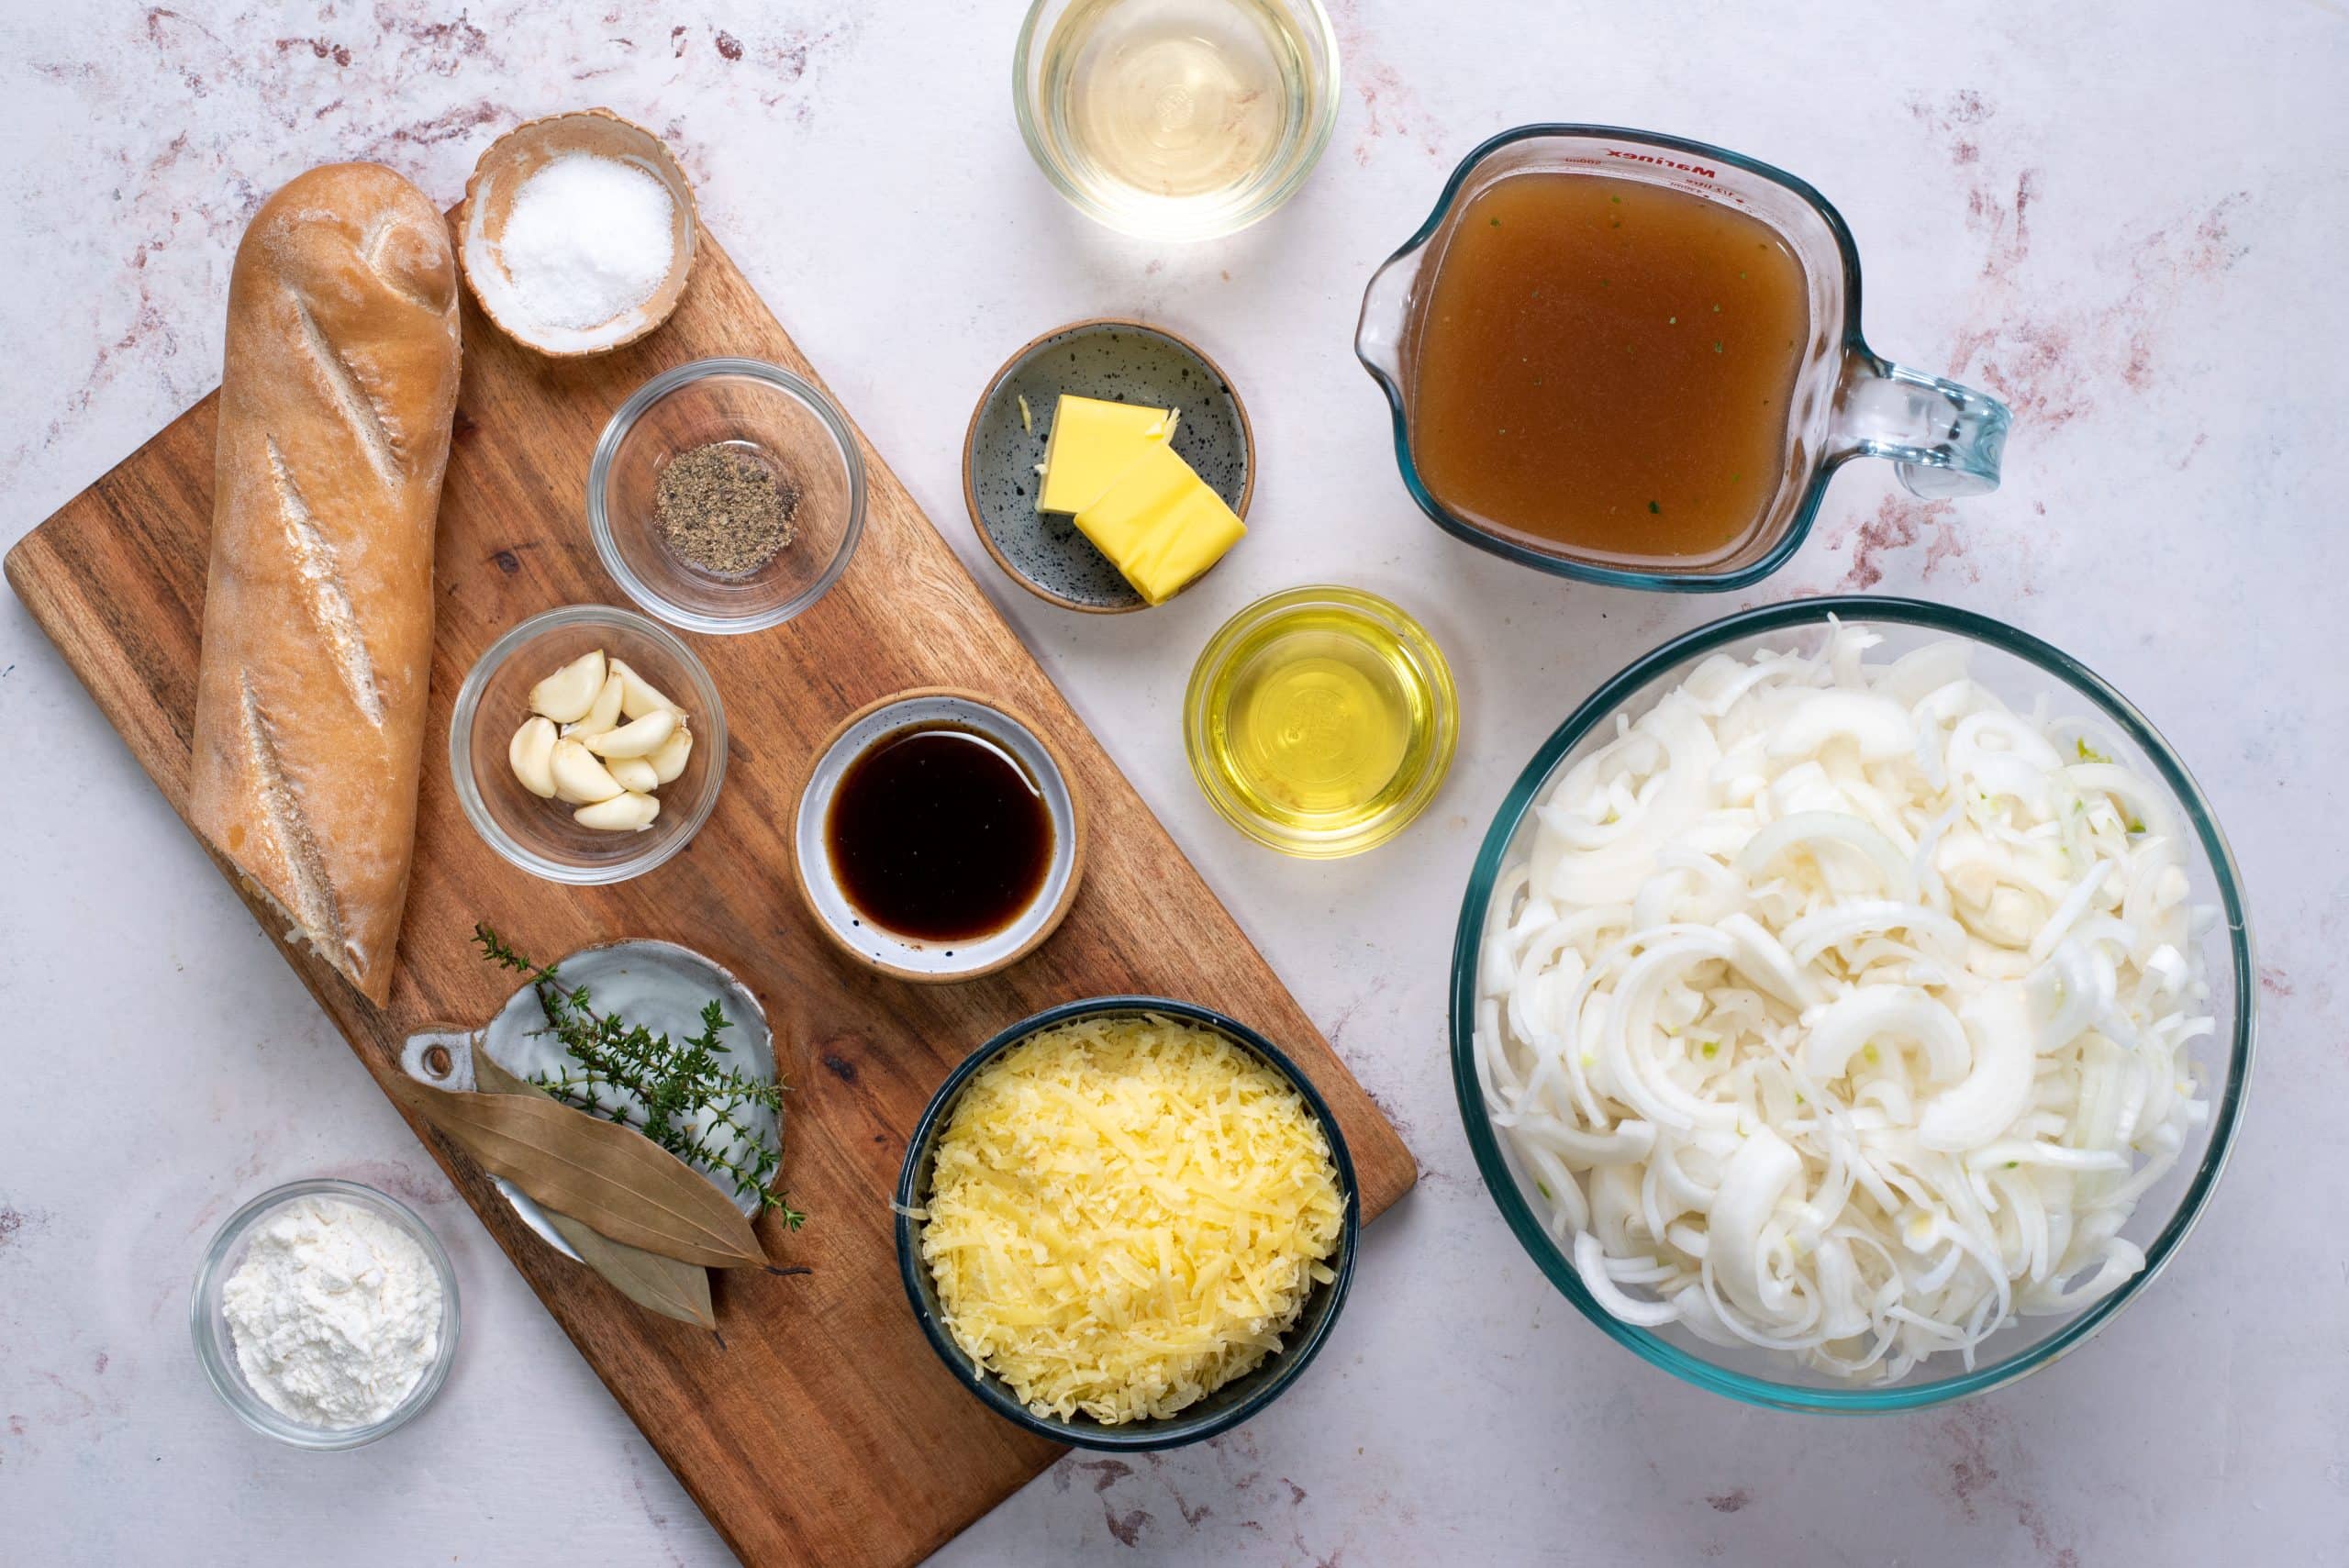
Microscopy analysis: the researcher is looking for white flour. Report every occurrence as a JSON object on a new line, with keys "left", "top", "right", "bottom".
{"left": 221, "top": 1195, "right": 443, "bottom": 1429}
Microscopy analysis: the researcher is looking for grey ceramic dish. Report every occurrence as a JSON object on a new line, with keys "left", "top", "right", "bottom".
{"left": 963, "top": 319, "right": 1253, "bottom": 613}
{"left": 398, "top": 939, "right": 779, "bottom": 1257}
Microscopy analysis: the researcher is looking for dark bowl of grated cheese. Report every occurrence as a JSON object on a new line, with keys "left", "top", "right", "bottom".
{"left": 895, "top": 995, "right": 1361, "bottom": 1451}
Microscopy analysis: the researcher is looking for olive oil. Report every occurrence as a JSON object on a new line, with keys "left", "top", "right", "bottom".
{"left": 1031, "top": 0, "right": 1323, "bottom": 238}
{"left": 1222, "top": 630, "right": 1410, "bottom": 816}
{"left": 1187, "top": 588, "right": 1457, "bottom": 858}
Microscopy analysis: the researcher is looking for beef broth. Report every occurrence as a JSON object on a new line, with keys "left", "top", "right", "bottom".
{"left": 1407, "top": 172, "right": 1809, "bottom": 566}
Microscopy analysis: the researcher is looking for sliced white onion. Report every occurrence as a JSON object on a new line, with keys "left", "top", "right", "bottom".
{"left": 1918, "top": 985, "right": 2039, "bottom": 1151}
{"left": 1802, "top": 987, "right": 1971, "bottom": 1084}
{"left": 1478, "top": 621, "right": 2212, "bottom": 1382}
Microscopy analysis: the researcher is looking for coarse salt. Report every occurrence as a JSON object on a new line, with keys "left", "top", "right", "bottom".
{"left": 496, "top": 152, "right": 675, "bottom": 331}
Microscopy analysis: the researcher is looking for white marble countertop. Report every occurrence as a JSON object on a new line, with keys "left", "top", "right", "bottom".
{"left": 4, "top": 3, "right": 2343, "bottom": 1562}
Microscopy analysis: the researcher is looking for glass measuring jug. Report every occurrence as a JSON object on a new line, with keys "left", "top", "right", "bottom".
{"left": 1355, "top": 126, "right": 2009, "bottom": 591}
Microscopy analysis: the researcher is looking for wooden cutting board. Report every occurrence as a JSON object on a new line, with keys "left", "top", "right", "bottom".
{"left": 5, "top": 228, "right": 1416, "bottom": 1566}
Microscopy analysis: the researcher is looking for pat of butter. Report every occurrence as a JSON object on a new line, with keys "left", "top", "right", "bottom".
{"left": 1036, "top": 395, "right": 1178, "bottom": 514}
{"left": 1072, "top": 442, "right": 1245, "bottom": 606}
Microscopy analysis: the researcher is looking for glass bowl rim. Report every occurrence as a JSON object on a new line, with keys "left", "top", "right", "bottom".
{"left": 1183, "top": 584, "right": 1460, "bottom": 859}
{"left": 189, "top": 1177, "right": 462, "bottom": 1450}
{"left": 1010, "top": 0, "right": 1343, "bottom": 242}
{"left": 1354, "top": 122, "right": 1876, "bottom": 594}
{"left": 586, "top": 356, "right": 868, "bottom": 635}
{"left": 1446, "top": 593, "right": 2256, "bottom": 1412}
{"left": 449, "top": 602, "right": 729, "bottom": 885}
{"left": 894, "top": 994, "right": 1362, "bottom": 1450}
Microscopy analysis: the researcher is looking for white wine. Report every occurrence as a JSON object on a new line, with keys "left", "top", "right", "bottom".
{"left": 1030, "top": 0, "right": 1330, "bottom": 239}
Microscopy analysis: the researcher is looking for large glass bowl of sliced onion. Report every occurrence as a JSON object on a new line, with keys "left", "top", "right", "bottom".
{"left": 1450, "top": 596, "right": 2253, "bottom": 1410}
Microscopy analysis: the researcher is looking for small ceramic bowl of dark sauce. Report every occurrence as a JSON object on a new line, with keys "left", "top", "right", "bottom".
{"left": 963, "top": 318, "right": 1253, "bottom": 613}
{"left": 789, "top": 688, "right": 1087, "bottom": 982}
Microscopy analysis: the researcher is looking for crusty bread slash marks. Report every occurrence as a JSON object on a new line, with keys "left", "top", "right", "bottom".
{"left": 237, "top": 673, "right": 348, "bottom": 960}
{"left": 187, "top": 163, "right": 463, "bottom": 1005}
{"left": 264, "top": 438, "right": 385, "bottom": 727}
{"left": 290, "top": 293, "right": 405, "bottom": 484}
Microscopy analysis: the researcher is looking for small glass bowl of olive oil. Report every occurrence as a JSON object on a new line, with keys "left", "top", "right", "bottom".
{"left": 1185, "top": 585, "right": 1457, "bottom": 858}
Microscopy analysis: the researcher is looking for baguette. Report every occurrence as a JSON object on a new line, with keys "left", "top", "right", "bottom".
{"left": 187, "top": 162, "right": 462, "bottom": 1004}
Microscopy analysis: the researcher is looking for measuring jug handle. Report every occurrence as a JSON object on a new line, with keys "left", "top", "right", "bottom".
{"left": 1831, "top": 353, "right": 2011, "bottom": 499}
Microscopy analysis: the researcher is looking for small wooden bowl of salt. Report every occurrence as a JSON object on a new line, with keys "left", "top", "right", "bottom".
{"left": 457, "top": 108, "right": 698, "bottom": 357}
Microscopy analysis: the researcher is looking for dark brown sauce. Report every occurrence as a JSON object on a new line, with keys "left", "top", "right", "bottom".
{"left": 1408, "top": 171, "right": 1810, "bottom": 566}
{"left": 826, "top": 725, "right": 1052, "bottom": 943}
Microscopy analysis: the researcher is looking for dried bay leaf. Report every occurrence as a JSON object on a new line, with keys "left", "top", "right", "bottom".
{"left": 471, "top": 1051, "right": 718, "bottom": 1329}
{"left": 385, "top": 1069, "right": 763, "bottom": 1268}
{"left": 545, "top": 1210, "right": 718, "bottom": 1329}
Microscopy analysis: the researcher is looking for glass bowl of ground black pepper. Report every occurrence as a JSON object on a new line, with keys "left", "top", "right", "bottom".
{"left": 589, "top": 358, "right": 867, "bottom": 634}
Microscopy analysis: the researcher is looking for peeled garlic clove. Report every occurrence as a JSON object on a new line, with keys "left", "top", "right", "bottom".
{"left": 607, "top": 754, "right": 659, "bottom": 793}
{"left": 574, "top": 791, "right": 660, "bottom": 831}
{"left": 646, "top": 722, "right": 693, "bottom": 784}
{"left": 608, "top": 658, "right": 684, "bottom": 721}
{"left": 582, "top": 706, "right": 678, "bottom": 760}
{"left": 551, "top": 737, "right": 625, "bottom": 804}
{"left": 529, "top": 650, "right": 607, "bottom": 723}
{"left": 570, "top": 671, "right": 626, "bottom": 739}
{"left": 508, "top": 716, "right": 559, "bottom": 798}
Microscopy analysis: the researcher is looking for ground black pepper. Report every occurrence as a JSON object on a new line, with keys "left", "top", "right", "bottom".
{"left": 655, "top": 442, "right": 800, "bottom": 575}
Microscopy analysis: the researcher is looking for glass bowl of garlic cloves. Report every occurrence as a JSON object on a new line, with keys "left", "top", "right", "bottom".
{"left": 451, "top": 604, "right": 727, "bottom": 884}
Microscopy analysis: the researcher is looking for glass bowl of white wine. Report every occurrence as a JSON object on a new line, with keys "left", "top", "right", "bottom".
{"left": 1015, "top": 0, "right": 1340, "bottom": 241}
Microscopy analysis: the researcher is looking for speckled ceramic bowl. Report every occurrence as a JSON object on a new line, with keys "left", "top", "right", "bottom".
{"left": 963, "top": 319, "right": 1253, "bottom": 613}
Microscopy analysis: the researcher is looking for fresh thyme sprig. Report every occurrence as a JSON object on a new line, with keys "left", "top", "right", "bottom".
{"left": 473, "top": 924, "right": 805, "bottom": 1227}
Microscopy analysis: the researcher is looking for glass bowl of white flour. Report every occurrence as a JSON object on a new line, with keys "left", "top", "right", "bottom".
{"left": 191, "top": 1180, "right": 461, "bottom": 1449}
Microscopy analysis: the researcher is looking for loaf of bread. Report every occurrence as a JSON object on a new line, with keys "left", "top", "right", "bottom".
{"left": 188, "top": 162, "right": 463, "bottom": 1005}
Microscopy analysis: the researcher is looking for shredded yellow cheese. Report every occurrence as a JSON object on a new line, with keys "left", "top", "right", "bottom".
{"left": 918, "top": 1014, "right": 1343, "bottom": 1424}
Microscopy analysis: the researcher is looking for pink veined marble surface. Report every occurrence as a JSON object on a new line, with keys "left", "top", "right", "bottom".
{"left": 2, "top": 3, "right": 2343, "bottom": 1564}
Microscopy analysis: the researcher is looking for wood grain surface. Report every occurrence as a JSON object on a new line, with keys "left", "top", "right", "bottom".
{"left": 4, "top": 228, "right": 1416, "bottom": 1568}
